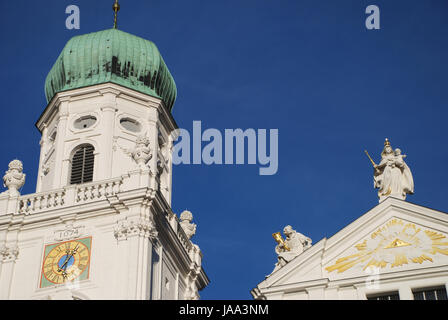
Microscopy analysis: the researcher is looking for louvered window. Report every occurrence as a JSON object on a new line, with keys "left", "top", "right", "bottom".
{"left": 367, "top": 292, "right": 400, "bottom": 300}
{"left": 413, "top": 287, "right": 447, "bottom": 300}
{"left": 70, "top": 145, "right": 94, "bottom": 185}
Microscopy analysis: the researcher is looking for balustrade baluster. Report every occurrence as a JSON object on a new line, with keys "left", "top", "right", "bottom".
{"left": 76, "top": 187, "right": 81, "bottom": 202}
{"left": 21, "top": 199, "right": 28, "bottom": 213}
{"left": 107, "top": 182, "right": 113, "bottom": 196}
{"left": 47, "top": 193, "right": 53, "bottom": 208}
{"left": 80, "top": 187, "right": 86, "bottom": 201}
{"left": 54, "top": 192, "right": 60, "bottom": 206}
{"left": 59, "top": 191, "right": 65, "bottom": 206}
{"left": 112, "top": 181, "right": 120, "bottom": 194}
{"left": 25, "top": 199, "right": 31, "bottom": 213}
{"left": 99, "top": 184, "right": 106, "bottom": 198}
{"left": 42, "top": 195, "right": 47, "bottom": 210}
{"left": 35, "top": 196, "right": 41, "bottom": 212}
{"left": 88, "top": 186, "right": 93, "bottom": 199}
{"left": 52, "top": 193, "right": 58, "bottom": 207}
{"left": 92, "top": 185, "right": 99, "bottom": 199}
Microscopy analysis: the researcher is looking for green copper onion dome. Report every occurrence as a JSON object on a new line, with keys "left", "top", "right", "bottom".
{"left": 45, "top": 28, "right": 177, "bottom": 111}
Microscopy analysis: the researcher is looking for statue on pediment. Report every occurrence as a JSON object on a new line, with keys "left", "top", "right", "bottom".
{"left": 271, "top": 225, "right": 312, "bottom": 273}
{"left": 365, "top": 139, "right": 414, "bottom": 202}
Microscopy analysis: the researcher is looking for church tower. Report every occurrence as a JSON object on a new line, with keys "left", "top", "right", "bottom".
{"left": 0, "top": 4, "right": 208, "bottom": 300}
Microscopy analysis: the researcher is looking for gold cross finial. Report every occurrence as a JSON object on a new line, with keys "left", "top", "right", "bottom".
{"left": 113, "top": 0, "right": 120, "bottom": 29}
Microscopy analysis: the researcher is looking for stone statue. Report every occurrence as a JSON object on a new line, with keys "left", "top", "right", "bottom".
{"left": 119, "top": 135, "right": 153, "bottom": 169}
{"left": 179, "top": 210, "right": 196, "bottom": 240}
{"left": 272, "top": 225, "right": 312, "bottom": 273}
{"left": 2, "top": 160, "right": 26, "bottom": 196}
{"left": 370, "top": 139, "right": 414, "bottom": 202}
{"left": 131, "top": 135, "right": 152, "bottom": 168}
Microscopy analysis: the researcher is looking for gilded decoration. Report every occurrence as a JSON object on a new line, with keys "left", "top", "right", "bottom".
{"left": 326, "top": 219, "right": 448, "bottom": 273}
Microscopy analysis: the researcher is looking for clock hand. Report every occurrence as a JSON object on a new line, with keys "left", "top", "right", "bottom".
{"left": 57, "top": 243, "right": 81, "bottom": 277}
{"left": 63, "top": 244, "right": 81, "bottom": 267}
{"left": 72, "top": 244, "right": 80, "bottom": 254}
{"left": 58, "top": 259, "right": 72, "bottom": 280}
{"left": 58, "top": 246, "right": 78, "bottom": 273}
{"left": 58, "top": 254, "right": 72, "bottom": 273}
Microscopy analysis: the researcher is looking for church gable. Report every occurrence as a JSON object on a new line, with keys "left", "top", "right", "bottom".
{"left": 261, "top": 199, "right": 448, "bottom": 288}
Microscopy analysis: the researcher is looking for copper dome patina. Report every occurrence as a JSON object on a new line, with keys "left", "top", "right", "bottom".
{"left": 45, "top": 28, "right": 177, "bottom": 111}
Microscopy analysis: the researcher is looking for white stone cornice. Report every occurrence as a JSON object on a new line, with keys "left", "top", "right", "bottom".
{"left": 36, "top": 82, "right": 178, "bottom": 132}
{"left": 257, "top": 265, "right": 448, "bottom": 298}
{"left": 251, "top": 287, "right": 265, "bottom": 300}
{"left": 98, "top": 87, "right": 121, "bottom": 97}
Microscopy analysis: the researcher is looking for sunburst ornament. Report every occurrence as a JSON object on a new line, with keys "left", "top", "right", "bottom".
{"left": 384, "top": 238, "right": 412, "bottom": 249}
{"left": 326, "top": 219, "right": 448, "bottom": 273}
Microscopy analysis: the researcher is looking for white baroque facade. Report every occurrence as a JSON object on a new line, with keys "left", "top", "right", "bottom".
{"left": 252, "top": 197, "right": 448, "bottom": 300}
{"left": 0, "top": 79, "right": 209, "bottom": 298}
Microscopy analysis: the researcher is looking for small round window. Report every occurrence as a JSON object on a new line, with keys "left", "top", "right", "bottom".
{"left": 74, "top": 115, "right": 97, "bottom": 130}
{"left": 120, "top": 118, "right": 141, "bottom": 133}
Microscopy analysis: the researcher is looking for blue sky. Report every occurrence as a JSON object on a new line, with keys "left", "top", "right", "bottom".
{"left": 1, "top": 0, "right": 447, "bottom": 299}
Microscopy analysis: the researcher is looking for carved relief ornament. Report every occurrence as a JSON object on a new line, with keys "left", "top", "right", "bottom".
{"left": 114, "top": 217, "right": 158, "bottom": 241}
{"left": 326, "top": 219, "right": 448, "bottom": 273}
{"left": 0, "top": 245, "right": 19, "bottom": 263}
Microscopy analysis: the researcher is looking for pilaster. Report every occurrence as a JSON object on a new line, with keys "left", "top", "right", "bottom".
{"left": 36, "top": 125, "right": 48, "bottom": 193}
{"left": 99, "top": 90, "right": 118, "bottom": 180}
{"left": 0, "top": 228, "right": 19, "bottom": 299}
{"left": 52, "top": 98, "right": 70, "bottom": 189}
{"left": 113, "top": 208, "right": 158, "bottom": 300}
{"left": 399, "top": 286, "right": 413, "bottom": 300}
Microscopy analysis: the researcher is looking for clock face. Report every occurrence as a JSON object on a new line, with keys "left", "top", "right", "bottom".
{"left": 40, "top": 237, "right": 92, "bottom": 288}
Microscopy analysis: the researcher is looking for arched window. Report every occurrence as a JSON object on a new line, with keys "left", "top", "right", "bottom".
{"left": 70, "top": 144, "right": 94, "bottom": 185}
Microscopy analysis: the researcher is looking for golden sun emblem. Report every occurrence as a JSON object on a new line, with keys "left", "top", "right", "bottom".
{"left": 326, "top": 219, "right": 448, "bottom": 273}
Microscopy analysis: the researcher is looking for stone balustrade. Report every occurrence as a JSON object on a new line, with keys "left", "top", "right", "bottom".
{"left": 18, "top": 189, "right": 66, "bottom": 214}
{"left": 75, "top": 178, "right": 122, "bottom": 203}
{"left": 177, "top": 221, "right": 193, "bottom": 252}
{"left": 16, "top": 177, "right": 123, "bottom": 215}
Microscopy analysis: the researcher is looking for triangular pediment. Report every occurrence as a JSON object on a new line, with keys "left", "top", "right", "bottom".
{"left": 258, "top": 198, "right": 448, "bottom": 290}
